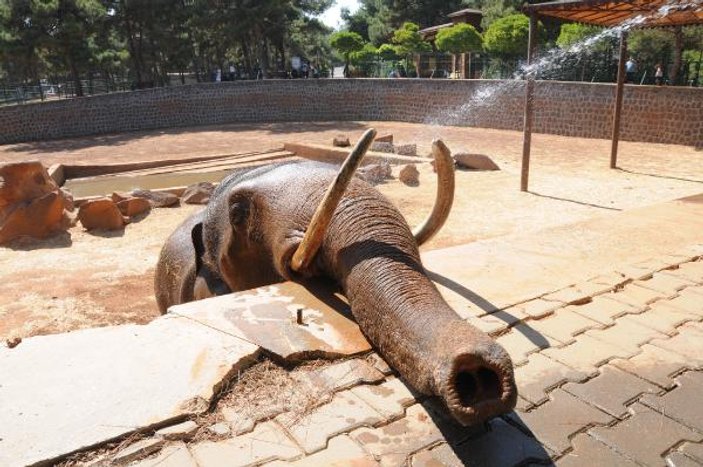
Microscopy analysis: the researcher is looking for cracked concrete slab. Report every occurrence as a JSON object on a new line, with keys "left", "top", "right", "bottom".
{"left": 0, "top": 314, "right": 260, "bottom": 467}
{"left": 168, "top": 281, "right": 371, "bottom": 361}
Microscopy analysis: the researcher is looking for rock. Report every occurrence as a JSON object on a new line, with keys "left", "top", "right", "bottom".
{"left": 375, "top": 133, "right": 394, "bottom": 143}
{"left": 182, "top": 182, "right": 214, "bottom": 205}
{"left": 0, "top": 161, "right": 71, "bottom": 244}
{"left": 111, "top": 191, "right": 132, "bottom": 203}
{"left": 131, "top": 189, "right": 179, "bottom": 208}
{"left": 395, "top": 144, "right": 417, "bottom": 157}
{"left": 77, "top": 198, "right": 127, "bottom": 231}
{"left": 453, "top": 153, "right": 500, "bottom": 171}
{"left": 333, "top": 135, "right": 350, "bottom": 147}
{"left": 116, "top": 197, "right": 151, "bottom": 217}
{"left": 207, "top": 423, "right": 231, "bottom": 437}
{"left": 59, "top": 188, "right": 74, "bottom": 212}
{"left": 6, "top": 337, "right": 21, "bottom": 349}
{"left": 371, "top": 142, "right": 394, "bottom": 154}
{"left": 399, "top": 164, "right": 420, "bottom": 186}
{"left": 357, "top": 161, "right": 392, "bottom": 185}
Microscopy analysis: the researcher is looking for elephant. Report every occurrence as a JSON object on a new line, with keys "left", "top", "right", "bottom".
{"left": 155, "top": 130, "right": 517, "bottom": 426}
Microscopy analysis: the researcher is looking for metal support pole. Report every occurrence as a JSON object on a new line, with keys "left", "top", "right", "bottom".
{"left": 520, "top": 13, "right": 538, "bottom": 192}
{"left": 611, "top": 31, "right": 627, "bottom": 169}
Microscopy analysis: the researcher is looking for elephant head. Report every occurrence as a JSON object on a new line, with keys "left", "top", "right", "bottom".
{"left": 156, "top": 130, "right": 517, "bottom": 426}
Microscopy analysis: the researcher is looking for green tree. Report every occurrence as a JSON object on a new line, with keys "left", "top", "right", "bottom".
{"left": 391, "top": 22, "right": 430, "bottom": 77}
{"left": 435, "top": 23, "right": 482, "bottom": 78}
{"left": 556, "top": 23, "right": 603, "bottom": 49}
{"left": 483, "top": 14, "right": 540, "bottom": 58}
{"left": 351, "top": 43, "right": 378, "bottom": 76}
{"left": 378, "top": 43, "right": 399, "bottom": 61}
{"left": 330, "top": 30, "right": 364, "bottom": 77}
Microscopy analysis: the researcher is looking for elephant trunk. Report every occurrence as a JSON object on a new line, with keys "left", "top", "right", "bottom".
{"left": 321, "top": 198, "right": 517, "bottom": 426}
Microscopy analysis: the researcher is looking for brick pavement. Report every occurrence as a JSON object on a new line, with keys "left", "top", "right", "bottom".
{"left": 70, "top": 248, "right": 703, "bottom": 466}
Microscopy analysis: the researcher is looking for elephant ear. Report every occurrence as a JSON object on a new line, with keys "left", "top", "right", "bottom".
{"left": 191, "top": 221, "right": 206, "bottom": 274}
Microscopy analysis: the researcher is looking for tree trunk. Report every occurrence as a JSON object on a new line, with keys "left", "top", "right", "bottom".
{"left": 451, "top": 54, "right": 456, "bottom": 78}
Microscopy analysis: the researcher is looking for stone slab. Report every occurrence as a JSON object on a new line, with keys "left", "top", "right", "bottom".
{"left": 0, "top": 315, "right": 259, "bottom": 467}
{"left": 168, "top": 281, "right": 371, "bottom": 360}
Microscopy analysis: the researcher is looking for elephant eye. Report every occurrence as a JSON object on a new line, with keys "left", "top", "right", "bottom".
{"left": 229, "top": 201, "right": 249, "bottom": 226}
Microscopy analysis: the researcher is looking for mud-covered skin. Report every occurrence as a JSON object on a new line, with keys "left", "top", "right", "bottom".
{"left": 155, "top": 161, "right": 517, "bottom": 425}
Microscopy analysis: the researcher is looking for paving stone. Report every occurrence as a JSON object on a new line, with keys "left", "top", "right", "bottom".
{"left": 639, "top": 371, "right": 703, "bottom": 432}
{"left": 311, "top": 358, "right": 385, "bottom": 392}
{"left": 680, "top": 442, "right": 703, "bottom": 463}
{"left": 221, "top": 407, "right": 255, "bottom": 435}
{"left": 666, "top": 451, "right": 703, "bottom": 467}
{"left": 468, "top": 309, "right": 526, "bottom": 335}
{"left": 587, "top": 316, "right": 667, "bottom": 353}
{"left": 528, "top": 309, "right": 602, "bottom": 344}
{"left": 351, "top": 404, "right": 444, "bottom": 466}
{"left": 411, "top": 417, "right": 553, "bottom": 467}
{"left": 557, "top": 433, "right": 638, "bottom": 467}
{"left": 616, "top": 264, "right": 655, "bottom": 281}
{"left": 665, "top": 289, "right": 703, "bottom": 317}
{"left": 190, "top": 421, "right": 301, "bottom": 466}
{"left": 562, "top": 365, "right": 658, "bottom": 418}
{"left": 112, "top": 438, "right": 166, "bottom": 465}
{"left": 542, "top": 334, "right": 633, "bottom": 376}
{"left": 589, "top": 403, "right": 703, "bottom": 467}
{"left": 350, "top": 377, "right": 416, "bottom": 420}
{"left": 276, "top": 391, "right": 383, "bottom": 454}
{"left": 131, "top": 442, "right": 198, "bottom": 467}
{"left": 584, "top": 272, "right": 629, "bottom": 292}
{"left": 634, "top": 257, "right": 682, "bottom": 274}
{"left": 607, "top": 282, "right": 665, "bottom": 309}
{"left": 624, "top": 301, "right": 700, "bottom": 335}
{"left": 650, "top": 322, "right": 703, "bottom": 368}
{"left": 568, "top": 296, "right": 637, "bottom": 326}
{"left": 496, "top": 323, "right": 562, "bottom": 366}
{"left": 610, "top": 343, "right": 690, "bottom": 389}
{"left": 542, "top": 286, "right": 592, "bottom": 306}
{"left": 685, "top": 285, "right": 703, "bottom": 296}
{"left": 285, "top": 435, "right": 377, "bottom": 466}
{"left": 636, "top": 273, "right": 696, "bottom": 296}
{"left": 514, "top": 388, "right": 613, "bottom": 454}
{"left": 156, "top": 421, "right": 199, "bottom": 441}
{"left": 514, "top": 353, "right": 588, "bottom": 405}
{"left": 517, "top": 299, "right": 562, "bottom": 319}
{"left": 665, "top": 261, "right": 703, "bottom": 284}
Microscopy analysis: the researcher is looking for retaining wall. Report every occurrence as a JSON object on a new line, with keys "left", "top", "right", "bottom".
{"left": 0, "top": 79, "right": 700, "bottom": 146}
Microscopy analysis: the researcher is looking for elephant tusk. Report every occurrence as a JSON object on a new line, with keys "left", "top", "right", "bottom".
{"left": 291, "top": 128, "right": 377, "bottom": 273}
{"left": 412, "top": 139, "right": 455, "bottom": 246}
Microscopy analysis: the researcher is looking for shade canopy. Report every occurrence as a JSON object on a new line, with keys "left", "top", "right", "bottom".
{"left": 524, "top": 0, "right": 703, "bottom": 28}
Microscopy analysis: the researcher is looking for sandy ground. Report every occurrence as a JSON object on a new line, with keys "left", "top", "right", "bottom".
{"left": 1, "top": 122, "right": 702, "bottom": 341}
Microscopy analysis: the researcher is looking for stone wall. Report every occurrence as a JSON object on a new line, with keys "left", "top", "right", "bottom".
{"left": 0, "top": 79, "right": 700, "bottom": 146}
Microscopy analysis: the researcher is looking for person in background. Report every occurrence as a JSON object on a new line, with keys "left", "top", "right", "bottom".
{"left": 655, "top": 63, "right": 664, "bottom": 86}
{"left": 625, "top": 57, "right": 637, "bottom": 83}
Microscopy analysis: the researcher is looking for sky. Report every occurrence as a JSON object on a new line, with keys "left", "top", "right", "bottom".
{"left": 319, "top": 0, "right": 361, "bottom": 29}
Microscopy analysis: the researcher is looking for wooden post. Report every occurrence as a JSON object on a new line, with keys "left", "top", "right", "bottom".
{"left": 610, "top": 31, "right": 627, "bottom": 169}
{"left": 520, "top": 13, "right": 539, "bottom": 192}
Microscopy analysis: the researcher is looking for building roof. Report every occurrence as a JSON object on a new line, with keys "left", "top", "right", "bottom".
{"left": 524, "top": 0, "right": 703, "bottom": 27}
{"left": 419, "top": 22, "right": 454, "bottom": 35}
{"left": 447, "top": 8, "right": 484, "bottom": 18}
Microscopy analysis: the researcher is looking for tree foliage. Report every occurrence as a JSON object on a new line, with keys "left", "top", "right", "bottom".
{"left": 391, "top": 22, "right": 430, "bottom": 56}
{"left": 435, "top": 23, "right": 482, "bottom": 55}
{"left": 483, "top": 14, "right": 541, "bottom": 58}
{"left": 0, "top": 0, "right": 336, "bottom": 87}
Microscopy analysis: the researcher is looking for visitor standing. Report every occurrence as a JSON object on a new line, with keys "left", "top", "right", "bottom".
{"left": 625, "top": 58, "right": 637, "bottom": 84}
{"left": 655, "top": 64, "right": 664, "bottom": 86}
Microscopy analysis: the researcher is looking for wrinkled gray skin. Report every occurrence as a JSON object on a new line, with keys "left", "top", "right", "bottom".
{"left": 156, "top": 161, "right": 517, "bottom": 425}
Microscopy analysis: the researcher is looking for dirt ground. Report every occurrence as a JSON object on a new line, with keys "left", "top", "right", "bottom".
{"left": 2, "top": 121, "right": 702, "bottom": 341}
